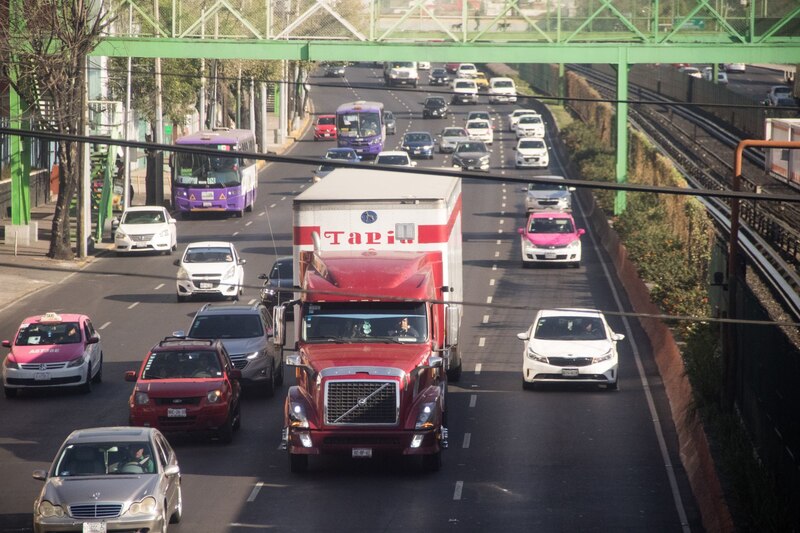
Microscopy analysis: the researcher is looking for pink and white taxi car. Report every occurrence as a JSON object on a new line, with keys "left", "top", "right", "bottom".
{"left": 517, "top": 212, "right": 585, "bottom": 268}
{"left": 2, "top": 312, "right": 103, "bottom": 398}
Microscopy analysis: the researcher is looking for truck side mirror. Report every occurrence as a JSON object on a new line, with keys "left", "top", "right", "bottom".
{"left": 445, "top": 305, "right": 460, "bottom": 346}
{"left": 273, "top": 305, "right": 286, "bottom": 347}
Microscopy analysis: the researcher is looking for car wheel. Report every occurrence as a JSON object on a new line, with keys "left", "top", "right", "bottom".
{"left": 80, "top": 364, "right": 92, "bottom": 394}
{"left": 177, "top": 293, "right": 187, "bottom": 303}
{"left": 522, "top": 380, "right": 536, "bottom": 391}
{"left": 218, "top": 413, "right": 234, "bottom": 443}
{"left": 422, "top": 451, "right": 442, "bottom": 472}
{"left": 232, "top": 401, "right": 242, "bottom": 431}
{"left": 289, "top": 453, "right": 309, "bottom": 473}
{"left": 572, "top": 261, "right": 581, "bottom": 269}
{"left": 92, "top": 354, "right": 103, "bottom": 384}
{"left": 172, "top": 243, "right": 178, "bottom": 252}
{"left": 170, "top": 484, "right": 182, "bottom": 524}
{"left": 3, "top": 386, "right": 17, "bottom": 398}
{"left": 607, "top": 380, "right": 619, "bottom": 391}
{"left": 275, "top": 358, "right": 285, "bottom": 387}
{"left": 263, "top": 365, "right": 276, "bottom": 398}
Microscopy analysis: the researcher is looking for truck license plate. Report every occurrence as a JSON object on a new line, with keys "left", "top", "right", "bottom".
{"left": 167, "top": 408, "right": 187, "bottom": 418}
{"left": 352, "top": 448, "right": 372, "bottom": 458}
{"left": 83, "top": 522, "right": 106, "bottom": 533}
{"left": 562, "top": 368, "right": 579, "bottom": 377}
{"left": 34, "top": 372, "right": 50, "bottom": 381}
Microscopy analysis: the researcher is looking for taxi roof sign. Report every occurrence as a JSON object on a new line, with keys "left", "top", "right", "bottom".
{"left": 40, "top": 312, "right": 63, "bottom": 324}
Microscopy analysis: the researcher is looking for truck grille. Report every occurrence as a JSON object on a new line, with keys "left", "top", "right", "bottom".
{"left": 325, "top": 380, "right": 398, "bottom": 425}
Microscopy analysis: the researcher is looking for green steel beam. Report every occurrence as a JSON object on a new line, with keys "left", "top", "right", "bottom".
{"left": 613, "top": 53, "right": 629, "bottom": 215}
{"left": 9, "top": 84, "right": 31, "bottom": 226}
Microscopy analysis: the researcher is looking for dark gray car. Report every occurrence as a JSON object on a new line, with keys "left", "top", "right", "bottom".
{"left": 384, "top": 110, "right": 397, "bottom": 135}
{"left": 182, "top": 302, "right": 283, "bottom": 396}
{"left": 33, "top": 426, "right": 182, "bottom": 533}
{"left": 452, "top": 140, "right": 491, "bottom": 172}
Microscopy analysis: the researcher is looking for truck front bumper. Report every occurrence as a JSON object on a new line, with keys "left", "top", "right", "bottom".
{"left": 284, "top": 426, "right": 445, "bottom": 457}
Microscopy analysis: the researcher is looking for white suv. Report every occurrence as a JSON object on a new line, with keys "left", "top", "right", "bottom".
{"left": 175, "top": 241, "right": 246, "bottom": 302}
{"left": 508, "top": 108, "right": 539, "bottom": 132}
{"left": 456, "top": 63, "right": 478, "bottom": 79}
{"left": 488, "top": 77, "right": 517, "bottom": 103}
{"left": 384, "top": 61, "right": 419, "bottom": 88}
{"left": 452, "top": 79, "right": 479, "bottom": 104}
{"left": 515, "top": 114, "right": 545, "bottom": 138}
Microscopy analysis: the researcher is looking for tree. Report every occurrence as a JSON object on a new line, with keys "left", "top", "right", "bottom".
{"left": 0, "top": 0, "right": 112, "bottom": 259}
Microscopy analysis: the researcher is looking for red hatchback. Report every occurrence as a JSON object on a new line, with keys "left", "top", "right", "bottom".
{"left": 314, "top": 114, "right": 337, "bottom": 140}
{"left": 125, "top": 337, "right": 242, "bottom": 442}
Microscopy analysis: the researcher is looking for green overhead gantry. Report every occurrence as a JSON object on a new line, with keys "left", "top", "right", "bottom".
{"left": 8, "top": 0, "right": 800, "bottom": 225}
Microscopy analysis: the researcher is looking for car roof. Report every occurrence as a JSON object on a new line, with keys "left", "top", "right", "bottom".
{"left": 21, "top": 312, "right": 86, "bottom": 325}
{"left": 193, "top": 303, "right": 264, "bottom": 316}
{"left": 123, "top": 205, "right": 166, "bottom": 213}
{"left": 537, "top": 308, "right": 604, "bottom": 319}
{"left": 152, "top": 336, "right": 221, "bottom": 352}
{"left": 185, "top": 241, "right": 235, "bottom": 249}
{"left": 66, "top": 426, "right": 156, "bottom": 444}
{"left": 511, "top": 109, "right": 538, "bottom": 115}
{"left": 377, "top": 150, "right": 410, "bottom": 157}
{"left": 405, "top": 131, "right": 432, "bottom": 137}
{"left": 528, "top": 211, "right": 575, "bottom": 221}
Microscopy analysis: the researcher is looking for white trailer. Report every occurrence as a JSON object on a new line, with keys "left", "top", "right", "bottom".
{"left": 765, "top": 118, "right": 800, "bottom": 185}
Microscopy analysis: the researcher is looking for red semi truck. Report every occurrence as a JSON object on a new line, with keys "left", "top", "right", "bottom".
{"left": 273, "top": 168, "right": 463, "bottom": 472}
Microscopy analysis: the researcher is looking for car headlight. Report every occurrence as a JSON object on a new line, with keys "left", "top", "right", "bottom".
{"left": 66, "top": 356, "right": 84, "bottom": 368}
{"left": 479, "top": 155, "right": 490, "bottom": 162}
{"left": 37, "top": 500, "right": 65, "bottom": 518}
{"left": 115, "top": 230, "right": 128, "bottom": 240}
{"left": 157, "top": 228, "right": 170, "bottom": 238}
{"left": 592, "top": 350, "right": 614, "bottom": 364}
{"left": 262, "top": 287, "right": 276, "bottom": 297}
{"left": 245, "top": 351, "right": 261, "bottom": 360}
{"left": 177, "top": 267, "right": 189, "bottom": 280}
{"left": 207, "top": 389, "right": 222, "bottom": 403}
{"left": 567, "top": 239, "right": 581, "bottom": 249}
{"left": 415, "top": 402, "right": 438, "bottom": 430}
{"left": 289, "top": 401, "right": 309, "bottom": 428}
{"left": 527, "top": 348, "right": 548, "bottom": 363}
{"left": 222, "top": 265, "right": 236, "bottom": 279}
{"left": 126, "top": 496, "right": 158, "bottom": 516}
{"left": 134, "top": 391, "right": 149, "bottom": 405}
{"left": 4, "top": 357, "right": 19, "bottom": 369}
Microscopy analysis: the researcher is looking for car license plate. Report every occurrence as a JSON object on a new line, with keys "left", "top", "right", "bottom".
{"left": 34, "top": 372, "right": 50, "bottom": 381}
{"left": 167, "top": 408, "right": 187, "bottom": 418}
{"left": 414, "top": 149, "right": 421, "bottom": 154}
{"left": 199, "top": 282, "right": 212, "bottom": 289}
{"left": 352, "top": 448, "right": 372, "bottom": 458}
{"left": 545, "top": 252, "right": 557, "bottom": 259}
{"left": 562, "top": 368, "right": 579, "bottom": 377}
{"left": 83, "top": 522, "right": 106, "bottom": 533}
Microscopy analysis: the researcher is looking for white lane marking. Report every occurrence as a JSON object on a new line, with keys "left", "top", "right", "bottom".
{"left": 489, "top": 279, "right": 495, "bottom": 286}
{"left": 128, "top": 302, "right": 139, "bottom": 310}
{"left": 247, "top": 482, "right": 263, "bottom": 502}
{"left": 499, "top": 219, "right": 504, "bottom": 225}
{"left": 248, "top": 298, "right": 257, "bottom": 305}
{"left": 463, "top": 433, "right": 471, "bottom": 449}
{"left": 269, "top": 203, "right": 276, "bottom": 208}
{"left": 469, "top": 394, "right": 477, "bottom": 407}
{"left": 492, "top": 264, "right": 497, "bottom": 270}
{"left": 502, "top": 202, "right": 506, "bottom": 208}
{"left": 482, "top": 315, "right": 489, "bottom": 324}
{"left": 154, "top": 283, "right": 164, "bottom": 290}
{"left": 245, "top": 221, "right": 253, "bottom": 227}
{"left": 486, "top": 296, "right": 493, "bottom": 304}
{"left": 453, "top": 481, "right": 463, "bottom": 500}
{"left": 258, "top": 212, "right": 265, "bottom": 217}
{"left": 475, "top": 363, "right": 482, "bottom": 375}
{"left": 478, "top": 337, "right": 485, "bottom": 347}
{"left": 98, "top": 321, "right": 111, "bottom": 330}
{"left": 494, "top": 251, "right": 499, "bottom": 257}
{"left": 281, "top": 196, "right": 286, "bottom": 201}
{"left": 300, "top": 184, "right": 306, "bottom": 189}
{"left": 579, "top": 194, "right": 692, "bottom": 532}
{"left": 233, "top": 231, "right": 240, "bottom": 236}
{"left": 502, "top": 195, "right": 506, "bottom": 200}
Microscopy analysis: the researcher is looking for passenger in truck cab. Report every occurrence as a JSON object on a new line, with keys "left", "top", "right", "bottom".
{"left": 390, "top": 317, "right": 420, "bottom": 339}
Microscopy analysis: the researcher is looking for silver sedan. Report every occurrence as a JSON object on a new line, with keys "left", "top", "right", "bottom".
{"left": 33, "top": 426, "right": 182, "bottom": 533}
{"left": 438, "top": 126, "right": 470, "bottom": 153}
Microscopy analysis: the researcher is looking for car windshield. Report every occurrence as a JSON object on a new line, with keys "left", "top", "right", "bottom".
{"left": 189, "top": 314, "right": 264, "bottom": 339}
{"left": 456, "top": 142, "right": 487, "bottom": 153}
{"left": 459, "top": 65, "right": 476, "bottom": 71}
{"left": 432, "top": 69, "right": 446, "bottom": 76}
{"left": 270, "top": 260, "right": 292, "bottom": 279}
{"left": 141, "top": 350, "right": 222, "bottom": 380}
{"left": 302, "top": 302, "right": 428, "bottom": 343}
{"left": 519, "top": 116, "right": 542, "bottom": 124}
{"left": 774, "top": 87, "right": 791, "bottom": 96}
{"left": 391, "top": 62, "right": 414, "bottom": 68}
{"left": 528, "top": 181, "right": 566, "bottom": 191}
{"left": 326, "top": 150, "right": 356, "bottom": 160}
{"left": 55, "top": 442, "right": 156, "bottom": 476}
{"left": 426, "top": 99, "right": 445, "bottom": 106}
{"left": 519, "top": 140, "right": 546, "bottom": 149}
{"left": 385, "top": 111, "right": 394, "bottom": 121}
{"left": 16, "top": 321, "right": 82, "bottom": 346}
{"left": 513, "top": 110, "right": 536, "bottom": 117}
{"left": 377, "top": 155, "right": 410, "bottom": 165}
{"left": 494, "top": 81, "right": 513, "bottom": 88}
{"left": 318, "top": 116, "right": 335, "bottom": 125}
{"left": 529, "top": 217, "right": 575, "bottom": 234}
{"left": 468, "top": 121, "right": 489, "bottom": 129}
{"left": 122, "top": 210, "right": 165, "bottom": 224}
{"left": 184, "top": 247, "right": 233, "bottom": 263}
{"left": 534, "top": 316, "right": 606, "bottom": 341}
{"left": 455, "top": 81, "right": 475, "bottom": 89}
{"left": 443, "top": 128, "right": 467, "bottom": 137}
{"left": 405, "top": 133, "right": 431, "bottom": 143}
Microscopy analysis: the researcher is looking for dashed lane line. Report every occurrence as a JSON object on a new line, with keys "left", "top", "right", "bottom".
{"left": 269, "top": 203, "right": 276, "bottom": 208}
{"left": 478, "top": 337, "right": 485, "bottom": 347}
{"left": 246, "top": 482, "right": 263, "bottom": 502}
{"left": 154, "top": 283, "right": 164, "bottom": 290}
{"left": 463, "top": 433, "right": 471, "bottom": 449}
{"left": 475, "top": 363, "right": 482, "bottom": 375}
{"left": 482, "top": 315, "right": 489, "bottom": 323}
{"left": 453, "top": 481, "right": 463, "bottom": 501}
{"left": 98, "top": 321, "right": 111, "bottom": 330}
{"left": 489, "top": 279, "right": 495, "bottom": 286}
{"left": 127, "top": 302, "right": 139, "bottom": 310}
{"left": 469, "top": 394, "right": 477, "bottom": 407}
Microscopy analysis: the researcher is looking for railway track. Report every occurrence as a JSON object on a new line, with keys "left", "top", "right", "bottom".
{"left": 568, "top": 64, "right": 800, "bottom": 319}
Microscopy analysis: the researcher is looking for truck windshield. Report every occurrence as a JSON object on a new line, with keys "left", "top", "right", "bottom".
{"left": 302, "top": 302, "right": 428, "bottom": 343}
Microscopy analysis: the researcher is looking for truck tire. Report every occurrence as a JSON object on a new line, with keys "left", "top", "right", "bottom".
{"left": 422, "top": 451, "right": 442, "bottom": 472}
{"left": 289, "top": 453, "right": 308, "bottom": 473}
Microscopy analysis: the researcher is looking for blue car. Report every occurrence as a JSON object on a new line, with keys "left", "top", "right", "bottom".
{"left": 400, "top": 131, "right": 434, "bottom": 160}
{"left": 313, "top": 148, "right": 361, "bottom": 181}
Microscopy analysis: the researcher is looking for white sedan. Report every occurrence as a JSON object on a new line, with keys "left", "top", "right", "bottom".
{"left": 514, "top": 137, "right": 549, "bottom": 168}
{"left": 465, "top": 119, "right": 493, "bottom": 144}
{"left": 114, "top": 206, "right": 177, "bottom": 255}
{"left": 517, "top": 308, "right": 624, "bottom": 390}
{"left": 515, "top": 114, "right": 545, "bottom": 139}
{"left": 374, "top": 150, "right": 416, "bottom": 167}
{"left": 175, "top": 241, "right": 246, "bottom": 302}
{"left": 507, "top": 108, "right": 539, "bottom": 132}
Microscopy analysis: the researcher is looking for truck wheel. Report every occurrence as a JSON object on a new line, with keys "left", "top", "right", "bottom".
{"left": 422, "top": 451, "right": 442, "bottom": 472}
{"left": 446, "top": 360, "right": 462, "bottom": 382}
{"left": 289, "top": 453, "right": 308, "bottom": 473}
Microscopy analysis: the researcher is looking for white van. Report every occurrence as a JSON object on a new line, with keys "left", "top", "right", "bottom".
{"left": 383, "top": 61, "right": 419, "bottom": 88}
{"left": 488, "top": 77, "right": 517, "bottom": 103}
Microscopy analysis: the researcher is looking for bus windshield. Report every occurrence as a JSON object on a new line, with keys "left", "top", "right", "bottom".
{"left": 174, "top": 147, "right": 241, "bottom": 187}
{"left": 337, "top": 112, "right": 381, "bottom": 138}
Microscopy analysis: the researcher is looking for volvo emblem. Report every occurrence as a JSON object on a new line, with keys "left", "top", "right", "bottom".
{"left": 361, "top": 211, "right": 378, "bottom": 224}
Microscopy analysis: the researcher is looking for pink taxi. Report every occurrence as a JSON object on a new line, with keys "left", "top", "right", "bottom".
{"left": 2, "top": 312, "right": 103, "bottom": 398}
{"left": 517, "top": 212, "right": 585, "bottom": 268}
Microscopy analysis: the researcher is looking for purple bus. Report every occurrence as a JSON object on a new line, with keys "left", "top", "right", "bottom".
{"left": 336, "top": 101, "right": 385, "bottom": 157}
{"left": 172, "top": 129, "right": 258, "bottom": 217}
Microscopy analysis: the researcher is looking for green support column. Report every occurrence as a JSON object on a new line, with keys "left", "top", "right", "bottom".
{"left": 9, "top": 85, "right": 31, "bottom": 226}
{"left": 614, "top": 51, "right": 629, "bottom": 215}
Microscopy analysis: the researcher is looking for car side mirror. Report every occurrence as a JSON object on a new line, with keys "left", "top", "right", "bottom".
{"left": 173, "top": 259, "right": 180, "bottom": 267}
{"left": 239, "top": 259, "right": 247, "bottom": 265}
{"left": 517, "top": 228, "right": 525, "bottom": 235}
{"left": 517, "top": 332, "right": 530, "bottom": 341}
{"left": 163, "top": 464, "right": 180, "bottom": 476}
{"left": 229, "top": 369, "right": 243, "bottom": 379}
{"left": 86, "top": 336, "right": 100, "bottom": 345}
{"left": 568, "top": 187, "right": 576, "bottom": 192}
{"left": 32, "top": 470, "right": 48, "bottom": 481}
{"left": 124, "top": 370, "right": 138, "bottom": 382}
{"left": 258, "top": 273, "right": 268, "bottom": 280}
{"left": 612, "top": 333, "right": 626, "bottom": 342}
{"left": 172, "top": 330, "right": 186, "bottom": 338}
{"left": 1, "top": 340, "right": 10, "bottom": 348}
{"left": 411, "top": 161, "right": 417, "bottom": 167}
{"left": 577, "top": 228, "right": 586, "bottom": 236}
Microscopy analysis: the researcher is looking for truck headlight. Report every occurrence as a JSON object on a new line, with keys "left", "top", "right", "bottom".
{"left": 125, "top": 496, "right": 157, "bottom": 516}
{"left": 37, "top": 500, "right": 65, "bottom": 518}
{"left": 415, "top": 402, "right": 438, "bottom": 430}
{"left": 289, "top": 402, "right": 309, "bottom": 428}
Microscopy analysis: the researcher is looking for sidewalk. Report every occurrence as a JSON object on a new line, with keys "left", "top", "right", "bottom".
{"left": 0, "top": 113, "right": 311, "bottom": 313}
